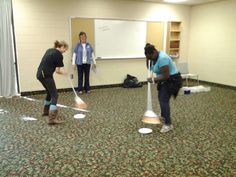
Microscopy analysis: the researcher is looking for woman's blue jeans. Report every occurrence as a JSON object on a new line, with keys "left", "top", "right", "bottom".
{"left": 77, "top": 64, "right": 91, "bottom": 92}
{"left": 158, "top": 82, "right": 172, "bottom": 125}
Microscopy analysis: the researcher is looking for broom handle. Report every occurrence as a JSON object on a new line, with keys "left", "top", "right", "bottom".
{"left": 148, "top": 60, "right": 151, "bottom": 78}
{"left": 67, "top": 76, "right": 79, "bottom": 98}
{"left": 65, "top": 53, "right": 77, "bottom": 97}
{"left": 147, "top": 60, "right": 153, "bottom": 110}
{"left": 149, "top": 61, "right": 155, "bottom": 84}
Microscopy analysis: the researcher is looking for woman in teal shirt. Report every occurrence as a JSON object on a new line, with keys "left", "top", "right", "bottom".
{"left": 144, "top": 43, "right": 182, "bottom": 133}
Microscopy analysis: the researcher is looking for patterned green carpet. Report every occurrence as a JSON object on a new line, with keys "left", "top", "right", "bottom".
{"left": 0, "top": 84, "right": 235, "bottom": 176}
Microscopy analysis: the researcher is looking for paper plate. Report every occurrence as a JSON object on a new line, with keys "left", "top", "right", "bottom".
{"left": 138, "top": 128, "right": 153, "bottom": 134}
{"left": 73, "top": 114, "right": 86, "bottom": 119}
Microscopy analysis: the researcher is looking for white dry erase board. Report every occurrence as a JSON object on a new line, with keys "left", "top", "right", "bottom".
{"left": 94, "top": 19, "right": 147, "bottom": 59}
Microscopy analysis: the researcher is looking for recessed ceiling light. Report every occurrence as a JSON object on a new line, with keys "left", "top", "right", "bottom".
{"left": 164, "top": 0, "right": 188, "bottom": 3}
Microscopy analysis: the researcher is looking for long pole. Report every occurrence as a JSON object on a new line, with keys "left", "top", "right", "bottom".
{"left": 147, "top": 60, "right": 152, "bottom": 111}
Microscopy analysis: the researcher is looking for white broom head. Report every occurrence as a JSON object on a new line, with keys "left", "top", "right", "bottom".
{"left": 144, "top": 110, "right": 158, "bottom": 117}
{"left": 75, "top": 96, "right": 88, "bottom": 109}
{"left": 142, "top": 110, "right": 161, "bottom": 124}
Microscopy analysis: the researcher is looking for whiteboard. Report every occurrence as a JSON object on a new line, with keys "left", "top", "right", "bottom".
{"left": 95, "top": 19, "right": 147, "bottom": 59}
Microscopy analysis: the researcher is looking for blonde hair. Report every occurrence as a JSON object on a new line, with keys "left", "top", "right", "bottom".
{"left": 54, "top": 40, "right": 68, "bottom": 49}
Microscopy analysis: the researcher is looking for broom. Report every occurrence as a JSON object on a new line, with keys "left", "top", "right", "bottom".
{"left": 142, "top": 60, "right": 161, "bottom": 124}
{"left": 67, "top": 76, "right": 88, "bottom": 109}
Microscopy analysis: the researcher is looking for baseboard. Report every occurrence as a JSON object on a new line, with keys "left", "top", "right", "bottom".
{"left": 20, "top": 80, "right": 235, "bottom": 96}
{"left": 197, "top": 80, "right": 236, "bottom": 90}
{"left": 20, "top": 82, "right": 147, "bottom": 96}
{"left": 184, "top": 78, "right": 236, "bottom": 90}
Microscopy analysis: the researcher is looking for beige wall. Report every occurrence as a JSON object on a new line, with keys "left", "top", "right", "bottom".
{"left": 13, "top": 0, "right": 191, "bottom": 92}
{"left": 188, "top": 0, "right": 236, "bottom": 87}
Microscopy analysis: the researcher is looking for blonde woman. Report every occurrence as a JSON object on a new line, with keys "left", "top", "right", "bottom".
{"left": 36, "top": 40, "right": 68, "bottom": 124}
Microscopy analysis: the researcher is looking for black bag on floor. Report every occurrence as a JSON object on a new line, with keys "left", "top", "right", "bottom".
{"left": 123, "top": 74, "right": 142, "bottom": 88}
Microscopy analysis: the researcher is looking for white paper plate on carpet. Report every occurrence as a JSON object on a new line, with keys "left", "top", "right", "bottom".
{"left": 138, "top": 128, "right": 153, "bottom": 134}
{"left": 74, "top": 114, "right": 86, "bottom": 119}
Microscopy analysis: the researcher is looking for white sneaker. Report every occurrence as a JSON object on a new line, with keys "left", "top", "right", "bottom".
{"left": 160, "top": 124, "right": 173, "bottom": 133}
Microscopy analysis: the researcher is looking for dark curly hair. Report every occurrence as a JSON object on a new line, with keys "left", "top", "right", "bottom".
{"left": 144, "top": 43, "right": 159, "bottom": 68}
{"left": 144, "top": 43, "right": 156, "bottom": 55}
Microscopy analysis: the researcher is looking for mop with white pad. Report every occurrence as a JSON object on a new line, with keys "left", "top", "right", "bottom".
{"left": 142, "top": 60, "right": 161, "bottom": 124}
